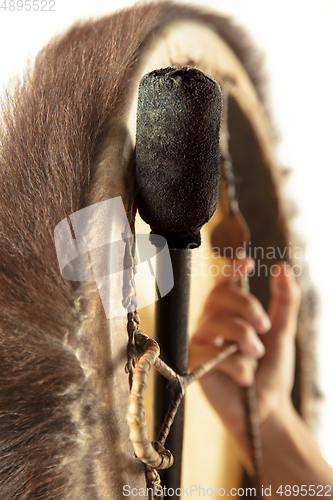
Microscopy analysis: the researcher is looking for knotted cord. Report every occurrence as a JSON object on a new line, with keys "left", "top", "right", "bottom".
{"left": 127, "top": 330, "right": 239, "bottom": 499}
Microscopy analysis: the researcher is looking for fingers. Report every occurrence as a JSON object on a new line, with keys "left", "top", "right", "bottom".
{"left": 215, "top": 257, "right": 255, "bottom": 286}
{"left": 201, "top": 259, "right": 271, "bottom": 333}
{"left": 202, "top": 286, "right": 271, "bottom": 334}
{"left": 190, "top": 260, "right": 301, "bottom": 391}
{"left": 190, "top": 313, "right": 265, "bottom": 386}
{"left": 189, "top": 338, "right": 257, "bottom": 386}
{"left": 191, "top": 257, "right": 269, "bottom": 387}
{"left": 217, "top": 353, "right": 257, "bottom": 386}
{"left": 267, "top": 262, "right": 301, "bottom": 338}
{"left": 194, "top": 314, "right": 265, "bottom": 359}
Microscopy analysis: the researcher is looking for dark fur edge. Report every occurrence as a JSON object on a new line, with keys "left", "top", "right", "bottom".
{"left": 0, "top": 2, "right": 314, "bottom": 499}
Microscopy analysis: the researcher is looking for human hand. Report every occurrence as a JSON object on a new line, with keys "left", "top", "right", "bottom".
{"left": 188, "top": 259, "right": 301, "bottom": 470}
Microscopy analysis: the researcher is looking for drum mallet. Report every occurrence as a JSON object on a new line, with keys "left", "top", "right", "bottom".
{"left": 135, "top": 66, "right": 222, "bottom": 492}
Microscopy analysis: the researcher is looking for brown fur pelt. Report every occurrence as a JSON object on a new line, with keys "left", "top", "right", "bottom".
{"left": 0, "top": 2, "right": 314, "bottom": 499}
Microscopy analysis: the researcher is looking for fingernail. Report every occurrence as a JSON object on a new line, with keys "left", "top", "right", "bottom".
{"left": 251, "top": 337, "right": 265, "bottom": 357}
{"left": 241, "top": 370, "right": 254, "bottom": 387}
{"left": 257, "top": 315, "right": 271, "bottom": 332}
{"left": 213, "top": 335, "right": 224, "bottom": 347}
{"left": 246, "top": 258, "right": 255, "bottom": 269}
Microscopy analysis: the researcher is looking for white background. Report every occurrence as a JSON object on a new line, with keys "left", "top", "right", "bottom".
{"left": 0, "top": 0, "right": 332, "bottom": 464}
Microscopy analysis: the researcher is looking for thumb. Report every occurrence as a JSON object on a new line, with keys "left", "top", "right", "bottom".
{"left": 267, "top": 262, "right": 301, "bottom": 338}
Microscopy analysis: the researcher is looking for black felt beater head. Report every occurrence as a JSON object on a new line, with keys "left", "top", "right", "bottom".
{"left": 135, "top": 67, "right": 222, "bottom": 249}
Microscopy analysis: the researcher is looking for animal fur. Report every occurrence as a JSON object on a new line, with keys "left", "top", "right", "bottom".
{"left": 0, "top": 2, "right": 314, "bottom": 499}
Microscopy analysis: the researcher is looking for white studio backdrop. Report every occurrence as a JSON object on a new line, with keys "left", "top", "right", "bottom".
{"left": 0, "top": 0, "right": 332, "bottom": 465}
